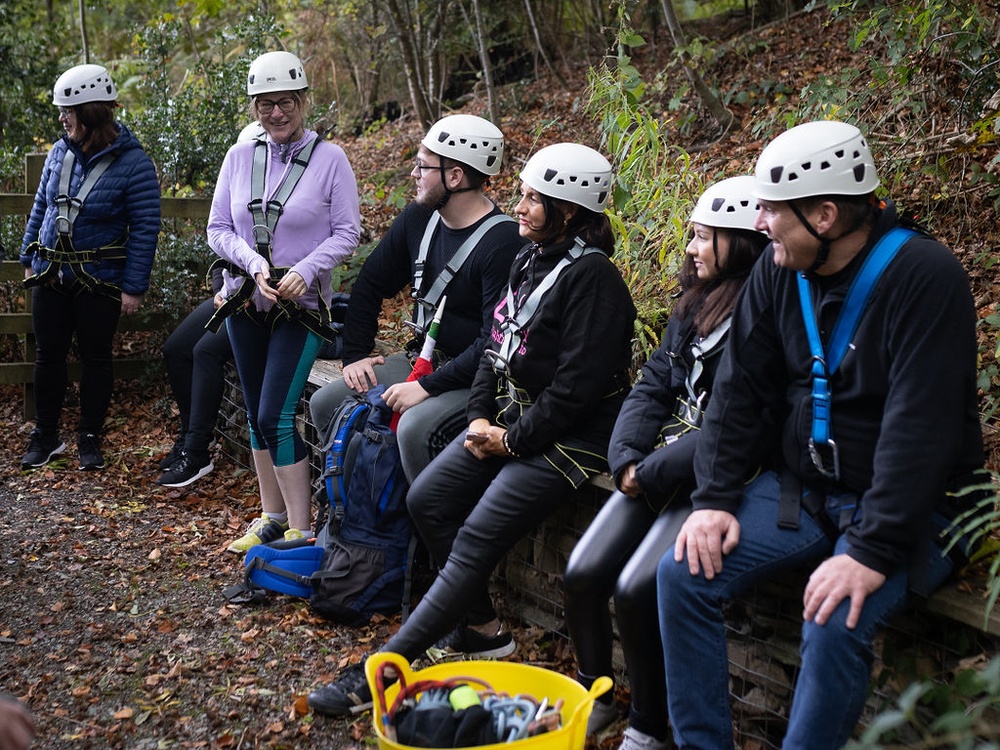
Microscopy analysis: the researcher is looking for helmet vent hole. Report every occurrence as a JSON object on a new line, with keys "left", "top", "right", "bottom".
{"left": 769, "top": 166, "right": 784, "bottom": 184}
{"left": 543, "top": 168, "right": 559, "bottom": 182}
{"left": 853, "top": 164, "right": 867, "bottom": 182}
{"left": 801, "top": 161, "right": 812, "bottom": 171}
{"left": 834, "top": 149, "right": 845, "bottom": 159}
{"left": 821, "top": 160, "right": 831, "bottom": 170}
{"left": 711, "top": 198, "right": 725, "bottom": 212}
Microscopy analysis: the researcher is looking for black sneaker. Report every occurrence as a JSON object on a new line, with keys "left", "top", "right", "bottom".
{"left": 21, "top": 429, "right": 66, "bottom": 469}
{"left": 78, "top": 433, "right": 105, "bottom": 471}
{"left": 158, "top": 437, "right": 185, "bottom": 471}
{"left": 307, "top": 663, "right": 374, "bottom": 716}
{"left": 156, "top": 452, "right": 214, "bottom": 488}
{"left": 425, "top": 622, "right": 515, "bottom": 663}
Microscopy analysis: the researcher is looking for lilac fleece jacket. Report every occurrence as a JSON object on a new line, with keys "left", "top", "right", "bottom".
{"left": 207, "top": 130, "right": 361, "bottom": 312}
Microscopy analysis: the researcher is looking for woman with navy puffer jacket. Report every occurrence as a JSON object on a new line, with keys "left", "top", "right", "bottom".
{"left": 20, "top": 63, "right": 160, "bottom": 472}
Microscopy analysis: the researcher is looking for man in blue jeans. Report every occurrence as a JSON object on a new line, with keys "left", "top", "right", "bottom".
{"left": 657, "top": 120, "right": 985, "bottom": 749}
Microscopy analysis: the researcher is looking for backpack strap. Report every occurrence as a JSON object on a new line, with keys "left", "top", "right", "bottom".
{"left": 796, "top": 226, "right": 916, "bottom": 480}
{"left": 491, "top": 238, "right": 604, "bottom": 373}
{"left": 412, "top": 213, "right": 516, "bottom": 334}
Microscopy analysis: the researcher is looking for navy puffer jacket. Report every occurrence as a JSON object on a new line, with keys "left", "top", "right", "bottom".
{"left": 20, "top": 124, "right": 160, "bottom": 296}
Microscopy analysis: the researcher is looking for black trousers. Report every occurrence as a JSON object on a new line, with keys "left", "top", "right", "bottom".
{"left": 563, "top": 490, "right": 690, "bottom": 738}
{"left": 161, "top": 298, "right": 233, "bottom": 455}
{"left": 383, "top": 435, "right": 575, "bottom": 662}
{"left": 31, "top": 283, "right": 121, "bottom": 436}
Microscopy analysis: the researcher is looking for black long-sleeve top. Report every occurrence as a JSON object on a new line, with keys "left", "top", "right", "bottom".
{"left": 341, "top": 202, "right": 522, "bottom": 395}
{"left": 468, "top": 237, "right": 636, "bottom": 465}
{"left": 692, "top": 201, "right": 985, "bottom": 577}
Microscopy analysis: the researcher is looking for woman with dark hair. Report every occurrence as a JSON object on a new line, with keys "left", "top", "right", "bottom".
{"left": 19, "top": 63, "right": 160, "bottom": 472}
{"left": 308, "top": 142, "right": 636, "bottom": 718}
{"left": 563, "top": 176, "right": 769, "bottom": 750}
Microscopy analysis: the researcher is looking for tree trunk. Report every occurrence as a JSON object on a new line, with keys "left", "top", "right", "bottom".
{"left": 659, "top": 0, "right": 737, "bottom": 136}
{"left": 523, "top": 0, "right": 567, "bottom": 86}
{"left": 384, "top": 0, "right": 436, "bottom": 128}
{"left": 466, "top": 0, "right": 498, "bottom": 123}
{"left": 78, "top": 0, "right": 89, "bottom": 63}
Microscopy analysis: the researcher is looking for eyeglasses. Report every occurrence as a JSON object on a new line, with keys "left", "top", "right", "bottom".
{"left": 256, "top": 97, "right": 297, "bottom": 115}
{"left": 413, "top": 160, "right": 441, "bottom": 172}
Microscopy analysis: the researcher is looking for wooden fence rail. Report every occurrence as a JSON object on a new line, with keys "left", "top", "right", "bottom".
{"left": 1, "top": 153, "right": 212, "bottom": 420}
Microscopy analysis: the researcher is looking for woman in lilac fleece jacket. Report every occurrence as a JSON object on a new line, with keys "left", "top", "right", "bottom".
{"left": 207, "top": 51, "right": 361, "bottom": 552}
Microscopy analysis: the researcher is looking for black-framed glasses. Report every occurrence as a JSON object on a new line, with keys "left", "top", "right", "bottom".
{"left": 256, "top": 97, "right": 297, "bottom": 115}
{"left": 414, "top": 160, "right": 441, "bottom": 172}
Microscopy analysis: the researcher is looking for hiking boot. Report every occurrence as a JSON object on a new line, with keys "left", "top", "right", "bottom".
{"left": 21, "top": 429, "right": 66, "bottom": 469}
{"left": 78, "top": 433, "right": 105, "bottom": 471}
{"left": 307, "top": 662, "right": 374, "bottom": 716}
{"left": 618, "top": 726, "right": 671, "bottom": 750}
{"left": 586, "top": 695, "right": 619, "bottom": 736}
{"left": 425, "top": 622, "right": 515, "bottom": 663}
{"left": 156, "top": 451, "right": 214, "bottom": 488}
{"left": 226, "top": 513, "right": 289, "bottom": 553}
{"left": 158, "top": 437, "right": 185, "bottom": 471}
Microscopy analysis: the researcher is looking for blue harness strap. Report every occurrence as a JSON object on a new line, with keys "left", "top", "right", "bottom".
{"left": 797, "top": 226, "right": 916, "bottom": 479}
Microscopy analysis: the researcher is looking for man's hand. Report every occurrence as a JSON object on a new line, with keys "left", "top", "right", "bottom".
{"left": 342, "top": 356, "right": 385, "bottom": 392}
{"left": 803, "top": 554, "right": 886, "bottom": 629}
{"left": 618, "top": 463, "right": 642, "bottom": 497}
{"left": 674, "top": 509, "right": 741, "bottom": 579}
{"left": 384, "top": 380, "right": 430, "bottom": 413}
{"left": 463, "top": 418, "right": 507, "bottom": 460}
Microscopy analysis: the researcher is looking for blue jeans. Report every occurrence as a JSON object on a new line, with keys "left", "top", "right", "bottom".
{"left": 656, "top": 471, "right": 953, "bottom": 750}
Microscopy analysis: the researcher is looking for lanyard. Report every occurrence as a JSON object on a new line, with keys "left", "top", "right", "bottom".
{"left": 797, "top": 226, "right": 915, "bottom": 479}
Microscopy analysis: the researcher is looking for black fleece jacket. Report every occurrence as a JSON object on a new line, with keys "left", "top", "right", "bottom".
{"left": 692, "top": 201, "right": 985, "bottom": 577}
{"left": 468, "top": 237, "right": 636, "bottom": 459}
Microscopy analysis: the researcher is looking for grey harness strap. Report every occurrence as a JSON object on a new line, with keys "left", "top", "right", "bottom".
{"left": 247, "top": 137, "right": 319, "bottom": 258}
{"left": 684, "top": 316, "right": 732, "bottom": 403}
{"left": 412, "top": 212, "right": 515, "bottom": 334}
{"left": 490, "top": 237, "right": 603, "bottom": 373}
{"left": 55, "top": 149, "right": 116, "bottom": 236}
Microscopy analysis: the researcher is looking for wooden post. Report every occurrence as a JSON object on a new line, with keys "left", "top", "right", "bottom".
{"left": 21, "top": 154, "right": 44, "bottom": 421}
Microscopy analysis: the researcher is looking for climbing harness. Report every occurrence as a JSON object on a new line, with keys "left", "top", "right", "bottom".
{"left": 409, "top": 211, "right": 515, "bottom": 336}
{"left": 487, "top": 237, "right": 603, "bottom": 375}
{"left": 206, "top": 137, "right": 333, "bottom": 339}
{"left": 24, "top": 148, "right": 125, "bottom": 298}
{"left": 797, "top": 226, "right": 916, "bottom": 480}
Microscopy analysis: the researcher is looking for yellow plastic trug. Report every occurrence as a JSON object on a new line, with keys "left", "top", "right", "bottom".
{"left": 365, "top": 651, "right": 612, "bottom": 750}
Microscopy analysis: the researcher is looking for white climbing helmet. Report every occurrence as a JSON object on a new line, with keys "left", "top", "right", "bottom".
{"left": 690, "top": 175, "right": 765, "bottom": 232}
{"left": 247, "top": 51, "right": 307, "bottom": 96}
{"left": 52, "top": 64, "right": 117, "bottom": 106}
{"left": 421, "top": 114, "right": 504, "bottom": 176}
{"left": 754, "top": 120, "right": 880, "bottom": 201}
{"left": 520, "top": 142, "right": 613, "bottom": 213}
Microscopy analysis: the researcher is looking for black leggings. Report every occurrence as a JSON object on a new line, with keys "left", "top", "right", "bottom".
{"left": 161, "top": 298, "right": 233, "bottom": 454}
{"left": 383, "top": 435, "right": 575, "bottom": 662}
{"left": 563, "top": 490, "right": 690, "bottom": 739}
{"left": 31, "top": 283, "right": 121, "bottom": 436}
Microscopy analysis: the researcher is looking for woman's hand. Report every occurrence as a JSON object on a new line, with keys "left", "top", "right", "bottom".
{"left": 254, "top": 271, "right": 279, "bottom": 303}
{"left": 120, "top": 292, "right": 142, "bottom": 316}
{"left": 276, "top": 270, "right": 307, "bottom": 300}
{"left": 464, "top": 418, "right": 509, "bottom": 460}
{"left": 618, "top": 463, "right": 643, "bottom": 497}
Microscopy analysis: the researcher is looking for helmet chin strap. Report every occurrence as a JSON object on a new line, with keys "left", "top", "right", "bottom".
{"left": 787, "top": 199, "right": 871, "bottom": 274}
{"left": 432, "top": 163, "right": 476, "bottom": 210}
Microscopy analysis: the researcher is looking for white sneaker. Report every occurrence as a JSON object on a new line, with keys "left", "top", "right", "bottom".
{"left": 619, "top": 726, "right": 670, "bottom": 750}
{"left": 587, "top": 697, "right": 618, "bottom": 735}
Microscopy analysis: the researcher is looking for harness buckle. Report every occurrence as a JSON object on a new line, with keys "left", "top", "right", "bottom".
{"left": 808, "top": 437, "right": 840, "bottom": 480}
{"left": 55, "top": 217, "right": 72, "bottom": 235}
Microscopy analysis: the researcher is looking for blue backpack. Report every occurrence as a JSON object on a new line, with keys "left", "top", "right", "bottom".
{"left": 227, "top": 386, "right": 414, "bottom": 626}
